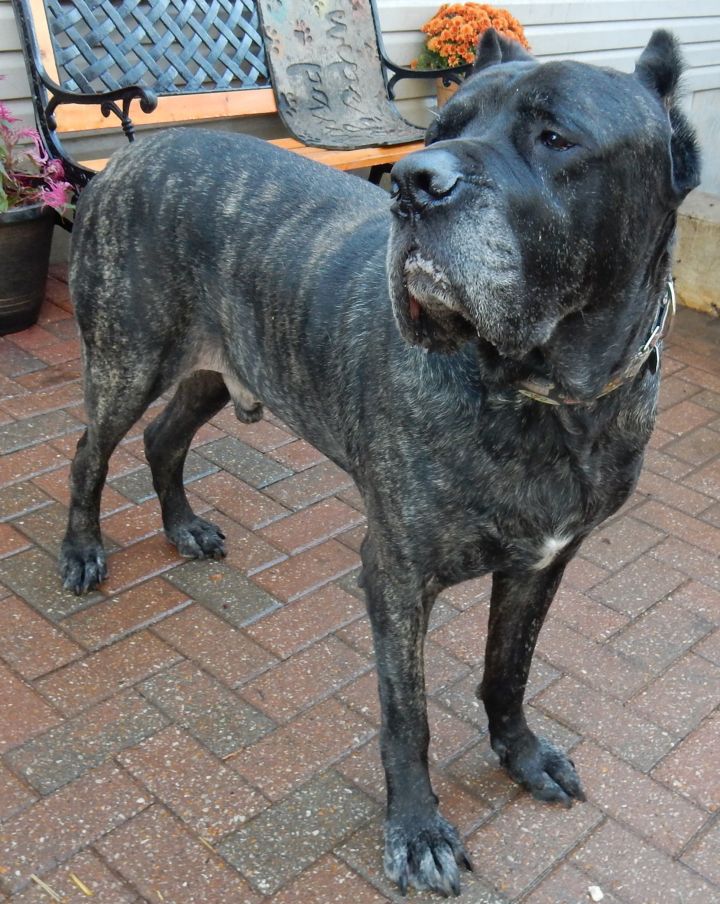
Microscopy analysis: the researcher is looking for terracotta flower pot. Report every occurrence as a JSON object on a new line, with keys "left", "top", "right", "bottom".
{"left": 435, "top": 77, "right": 460, "bottom": 107}
{"left": 0, "top": 202, "right": 55, "bottom": 335}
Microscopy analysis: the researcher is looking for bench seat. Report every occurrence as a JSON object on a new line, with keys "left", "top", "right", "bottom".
{"left": 79, "top": 136, "right": 426, "bottom": 177}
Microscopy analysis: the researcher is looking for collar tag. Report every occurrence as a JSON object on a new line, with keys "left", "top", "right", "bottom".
{"left": 640, "top": 280, "right": 676, "bottom": 358}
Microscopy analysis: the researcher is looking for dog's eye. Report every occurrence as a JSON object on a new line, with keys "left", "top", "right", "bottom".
{"left": 539, "top": 130, "right": 576, "bottom": 151}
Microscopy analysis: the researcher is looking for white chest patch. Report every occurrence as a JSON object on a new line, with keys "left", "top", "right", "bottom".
{"left": 532, "top": 535, "right": 573, "bottom": 571}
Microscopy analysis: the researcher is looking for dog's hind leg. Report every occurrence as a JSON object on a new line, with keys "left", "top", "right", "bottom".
{"left": 360, "top": 533, "right": 472, "bottom": 896}
{"left": 143, "top": 370, "right": 229, "bottom": 558}
{"left": 480, "top": 563, "right": 586, "bottom": 806}
{"left": 60, "top": 352, "right": 167, "bottom": 595}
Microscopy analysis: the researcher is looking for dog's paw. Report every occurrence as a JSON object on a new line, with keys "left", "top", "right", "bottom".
{"left": 233, "top": 400, "right": 264, "bottom": 424}
{"left": 166, "top": 516, "right": 226, "bottom": 559}
{"left": 493, "top": 732, "right": 586, "bottom": 807}
{"left": 59, "top": 540, "right": 107, "bottom": 595}
{"left": 384, "top": 813, "right": 473, "bottom": 897}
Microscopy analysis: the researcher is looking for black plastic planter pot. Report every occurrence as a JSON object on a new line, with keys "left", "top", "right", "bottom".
{"left": 0, "top": 202, "right": 55, "bottom": 335}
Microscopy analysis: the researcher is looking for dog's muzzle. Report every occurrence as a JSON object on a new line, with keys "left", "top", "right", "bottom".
{"left": 389, "top": 149, "right": 477, "bottom": 347}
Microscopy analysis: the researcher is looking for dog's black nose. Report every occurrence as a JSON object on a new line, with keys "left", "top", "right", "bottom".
{"left": 391, "top": 149, "right": 461, "bottom": 215}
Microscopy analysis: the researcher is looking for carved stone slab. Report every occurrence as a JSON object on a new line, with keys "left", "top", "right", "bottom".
{"left": 256, "top": 0, "right": 425, "bottom": 149}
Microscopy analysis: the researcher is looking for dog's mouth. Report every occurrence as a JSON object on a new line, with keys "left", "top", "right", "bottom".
{"left": 389, "top": 242, "right": 537, "bottom": 358}
{"left": 406, "top": 293, "right": 477, "bottom": 350}
{"left": 402, "top": 255, "right": 477, "bottom": 351}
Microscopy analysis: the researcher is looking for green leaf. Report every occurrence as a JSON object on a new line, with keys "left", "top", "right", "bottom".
{"left": 414, "top": 48, "right": 452, "bottom": 71}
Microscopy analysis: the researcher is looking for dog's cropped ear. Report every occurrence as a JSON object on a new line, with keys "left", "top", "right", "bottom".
{"left": 634, "top": 30, "right": 684, "bottom": 102}
{"left": 473, "top": 28, "right": 534, "bottom": 72}
{"left": 635, "top": 30, "right": 701, "bottom": 199}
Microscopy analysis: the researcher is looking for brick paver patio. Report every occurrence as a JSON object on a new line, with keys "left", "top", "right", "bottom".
{"left": 0, "top": 266, "right": 718, "bottom": 903}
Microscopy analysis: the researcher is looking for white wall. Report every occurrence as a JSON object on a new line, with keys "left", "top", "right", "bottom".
{"left": 2, "top": 0, "right": 719, "bottom": 191}
{"left": 376, "top": 0, "right": 720, "bottom": 194}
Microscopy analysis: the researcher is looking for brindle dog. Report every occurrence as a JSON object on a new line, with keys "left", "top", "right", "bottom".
{"left": 61, "top": 29, "right": 699, "bottom": 897}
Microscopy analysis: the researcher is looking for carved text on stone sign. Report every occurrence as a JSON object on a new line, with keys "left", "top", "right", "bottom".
{"left": 284, "top": 9, "right": 367, "bottom": 118}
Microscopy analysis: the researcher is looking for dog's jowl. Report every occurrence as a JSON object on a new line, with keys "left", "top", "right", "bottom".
{"left": 61, "top": 29, "right": 699, "bottom": 897}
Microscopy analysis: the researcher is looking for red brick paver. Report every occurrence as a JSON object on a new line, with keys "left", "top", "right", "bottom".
{"left": 0, "top": 279, "right": 719, "bottom": 901}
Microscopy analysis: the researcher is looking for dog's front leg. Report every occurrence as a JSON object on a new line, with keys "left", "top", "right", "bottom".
{"left": 480, "top": 563, "right": 586, "bottom": 806}
{"left": 361, "top": 535, "right": 472, "bottom": 896}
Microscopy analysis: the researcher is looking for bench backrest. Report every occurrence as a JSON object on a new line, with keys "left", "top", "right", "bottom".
{"left": 13, "top": 0, "right": 461, "bottom": 191}
{"left": 15, "top": 0, "right": 278, "bottom": 136}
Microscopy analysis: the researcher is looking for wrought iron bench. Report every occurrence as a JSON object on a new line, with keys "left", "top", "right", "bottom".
{"left": 12, "top": 0, "right": 468, "bottom": 199}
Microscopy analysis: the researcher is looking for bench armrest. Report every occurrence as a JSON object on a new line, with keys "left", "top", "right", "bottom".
{"left": 40, "top": 75, "right": 158, "bottom": 137}
{"left": 381, "top": 57, "right": 472, "bottom": 100}
{"left": 33, "top": 71, "right": 158, "bottom": 194}
{"left": 365, "top": 0, "right": 471, "bottom": 101}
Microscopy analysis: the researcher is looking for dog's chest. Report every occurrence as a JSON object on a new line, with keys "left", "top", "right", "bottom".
{"left": 426, "top": 418, "right": 642, "bottom": 580}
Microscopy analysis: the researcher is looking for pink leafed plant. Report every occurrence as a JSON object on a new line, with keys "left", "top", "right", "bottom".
{"left": 0, "top": 78, "right": 73, "bottom": 215}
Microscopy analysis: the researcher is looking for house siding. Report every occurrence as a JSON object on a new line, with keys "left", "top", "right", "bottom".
{"left": 1, "top": 0, "right": 719, "bottom": 191}
{"left": 379, "top": 0, "right": 720, "bottom": 194}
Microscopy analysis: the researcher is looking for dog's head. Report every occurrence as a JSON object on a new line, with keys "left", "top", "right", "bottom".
{"left": 387, "top": 30, "right": 700, "bottom": 377}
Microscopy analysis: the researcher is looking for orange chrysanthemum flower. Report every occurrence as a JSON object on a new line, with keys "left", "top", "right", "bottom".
{"left": 414, "top": 3, "right": 530, "bottom": 69}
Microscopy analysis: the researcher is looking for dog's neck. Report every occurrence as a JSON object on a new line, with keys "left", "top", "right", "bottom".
{"left": 461, "top": 269, "right": 674, "bottom": 412}
{"left": 514, "top": 280, "right": 675, "bottom": 407}
{"left": 513, "top": 215, "right": 679, "bottom": 408}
